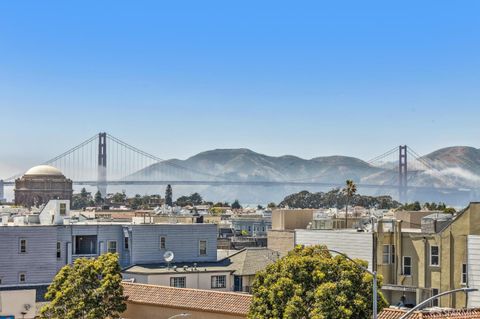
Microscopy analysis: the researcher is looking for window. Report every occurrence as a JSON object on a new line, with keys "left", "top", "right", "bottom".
{"left": 19, "top": 239, "right": 27, "bottom": 253}
{"left": 160, "top": 236, "right": 166, "bottom": 249}
{"left": 430, "top": 245, "right": 439, "bottom": 266}
{"left": 403, "top": 256, "right": 412, "bottom": 276}
{"left": 19, "top": 272, "right": 26, "bottom": 283}
{"left": 211, "top": 275, "right": 226, "bottom": 289}
{"left": 432, "top": 288, "right": 439, "bottom": 307}
{"left": 107, "top": 241, "right": 117, "bottom": 254}
{"left": 124, "top": 237, "right": 129, "bottom": 250}
{"left": 56, "top": 241, "right": 61, "bottom": 259}
{"left": 60, "top": 203, "right": 67, "bottom": 216}
{"left": 199, "top": 240, "right": 207, "bottom": 256}
{"left": 462, "top": 263, "right": 468, "bottom": 284}
{"left": 391, "top": 245, "right": 395, "bottom": 264}
{"left": 0, "top": 277, "right": 2, "bottom": 285}
{"left": 74, "top": 235, "right": 97, "bottom": 255}
{"left": 170, "top": 277, "right": 186, "bottom": 288}
{"left": 382, "top": 245, "right": 390, "bottom": 264}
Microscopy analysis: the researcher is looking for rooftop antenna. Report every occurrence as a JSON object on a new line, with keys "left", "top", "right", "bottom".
{"left": 163, "top": 250, "right": 174, "bottom": 269}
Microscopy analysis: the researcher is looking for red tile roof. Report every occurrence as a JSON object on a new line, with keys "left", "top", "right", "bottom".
{"left": 122, "top": 282, "right": 252, "bottom": 316}
{"left": 379, "top": 308, "right": 480, "bottom": 319}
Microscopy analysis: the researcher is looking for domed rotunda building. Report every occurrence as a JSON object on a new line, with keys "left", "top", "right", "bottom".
{"left": 14, "top": 165, "right": 73, "bottom": 207}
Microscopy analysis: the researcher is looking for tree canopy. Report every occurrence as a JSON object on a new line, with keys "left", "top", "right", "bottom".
{"left": 175, "top": 192, "right": 203, "bottom": 206}
{"left": 279, "top": 189, "right": 400, "bottom": 210}
{"left": 231, "top": 199, "right": 242, "bottom": 209}
{"left": 40, "top": 253, "right": 127, "bottom": 319}
{"left": 248, "top": 245, "right": 387, "bottom": 319}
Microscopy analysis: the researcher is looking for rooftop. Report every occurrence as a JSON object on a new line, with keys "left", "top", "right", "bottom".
{"left": 123, "top": 247, "right": 280, "bottom": 276}
{"left": 24, "top": 165, "right": 63, "bottom": 176}
{"left": 379, "top": 308, "right": 480, "bottom": 319}
{"left": 122, "top": 282, "right": 252, "bottom": 316}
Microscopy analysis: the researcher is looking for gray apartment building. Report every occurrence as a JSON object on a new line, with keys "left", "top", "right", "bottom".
{"left": 0, "top": 200, "right": 217, "bottom": 290}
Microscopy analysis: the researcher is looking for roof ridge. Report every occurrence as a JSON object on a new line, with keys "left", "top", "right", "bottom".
{"left": 122, "top": 281, "right": 251, "bottom": 297}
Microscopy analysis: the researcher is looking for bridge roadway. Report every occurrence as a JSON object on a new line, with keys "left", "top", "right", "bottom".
{"left": 3, "top": 180, "right": 471, "bottom": 192}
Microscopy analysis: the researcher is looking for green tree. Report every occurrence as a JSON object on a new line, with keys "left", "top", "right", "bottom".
{"left": 189, "top": 192, "right": 203, "bottom": 205}
{"left": 248, "top": 245, "right": 387, "bottom": 319}
{"left": 40, "top": 253, "right": 126, "bottom": 319}
{"left": 72, "top": 188, "right": 92, "bottom": 210}
{"left": 94, "top": 191, "right": 103, "bottom": 206}
{"left": 213, "top": 201, "right": 229, "bottom": 207}
{"left": 267, "top": 202, "right": 276, "bottom": 209}
{"left": 130, "top": 194, "right": 143, "bottom": 209}
{"left": 80, "top": 188, "right": 89, "bottom": 198}
{"left": 342, "top": 180, "right": 357, "bottom": 228}
{"left": 111, "top": 192, "right": 127, "bottom": 204}
{"left": 165, "top": 184, "right": 173, "bottom": 207}
{"left": 232, "top": 199, "right": 242, "bottom": 209}
{"left": 175, "top": 192, "right": 204, "bottom": 207}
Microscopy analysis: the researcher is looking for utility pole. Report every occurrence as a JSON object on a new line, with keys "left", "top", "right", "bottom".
{"left": 399, "top": 145, "right": 407, "bottom": 203}
{"left": 98, "top": 132, "right": 107, "bottom": 197}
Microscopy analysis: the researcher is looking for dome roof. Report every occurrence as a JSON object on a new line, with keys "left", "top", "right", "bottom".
{"left": 24, "top": 165, "right": 64, "bottom": 176}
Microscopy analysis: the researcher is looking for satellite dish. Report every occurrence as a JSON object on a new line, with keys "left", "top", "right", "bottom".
{"left": 164, "top": 251, "right": 174, "bottom": 263}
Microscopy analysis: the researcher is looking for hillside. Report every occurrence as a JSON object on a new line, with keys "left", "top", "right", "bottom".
{"left": 128, "top": 147, "right": 480, "bottom": 205}
{"left": 131, "top": 149, "right": 381, "bottom": 183}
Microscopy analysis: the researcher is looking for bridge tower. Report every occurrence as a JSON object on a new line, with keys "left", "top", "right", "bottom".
{"left": 98, "top": 132, "right": 107, "bottom": 197}
{"left": 399, "top": 145, "right": 408, "bottom": 203}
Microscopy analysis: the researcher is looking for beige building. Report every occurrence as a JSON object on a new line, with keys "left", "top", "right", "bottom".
{"left": 271, "top": 209, "right": 316, "bottom": 230}
{"left": 14, "top": 165, "right": 73, "bottom": 207}
{"left": 376, "top": 203, "right": 480, "bottom": 308}
{"left": 122, "top": 282, "right": 252, "bottom": 319}
{"left": 268, "top": 209, "right": 315, "bottom": 255}
{"left": 393, "top": 210, "right": 442, "bottom": 229}
{"left": 0, "top": 289, "right": 36, "bottom": 319}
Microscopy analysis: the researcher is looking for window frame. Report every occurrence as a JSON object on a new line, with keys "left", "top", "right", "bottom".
{"left": 170, "top": 276, "right": 186, "bottom": 288}
{"left": 211, "top": 275, "right": 227, "bottom": 289}
{"left": 56, "top": 241, "right": 61, "bottom": 259}
{"left": 107, "top": 240, "right": 117, "bottom": 254}
{"left": 403, "top": 256, "right": 412, "bottom": 276}
{"left": 462, "top": 263, "right": 468, "bottom": 285}
{"left": 160, "top": 236, "right": 166, "bottom": 250}
{"left": 19, "top": 238, "right": 27, "bottom": 254}
{"left": 432, "top": 288, "right": 439, "bottom": 307}
{"left": 19, "top": 272, "right": 26, "bottom": 283}
{"left": 430, "top": 245, "right": 440, "bottom": 267}
{"left": 199, "top": 240, "right": 207, "bottom": 256}
{"left": 59, "top": 203, "right": 67, "bottom": 216}
{"left": 382, "top": 244, "right": 390, "bottom": 264}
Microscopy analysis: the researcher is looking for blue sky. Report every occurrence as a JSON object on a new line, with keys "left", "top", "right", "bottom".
{"left": 1, "top": 1, "right": 480, "bottom": 176}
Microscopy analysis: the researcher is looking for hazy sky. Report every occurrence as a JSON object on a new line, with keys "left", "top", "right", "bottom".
{"left": 1, "top": 1, "right": 480, "bottom": 177}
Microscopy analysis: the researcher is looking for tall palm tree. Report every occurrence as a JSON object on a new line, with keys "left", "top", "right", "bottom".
{"left": 343, "top": 180, "right": 357, "bottom": 228}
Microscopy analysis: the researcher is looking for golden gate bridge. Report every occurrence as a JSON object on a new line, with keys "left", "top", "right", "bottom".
{"left": 0, "top": 132, "right": 473, "bottom": 202}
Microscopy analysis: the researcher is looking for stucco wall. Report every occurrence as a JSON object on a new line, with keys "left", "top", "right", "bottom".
{"left": 0, "top": 289, "right": 36, "bottom": 318}
{"left": 271, "top": 209, "right": 314, "bottom": 231}
{"left": 267, "top": 230, "right": 295, "bottom": 256}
